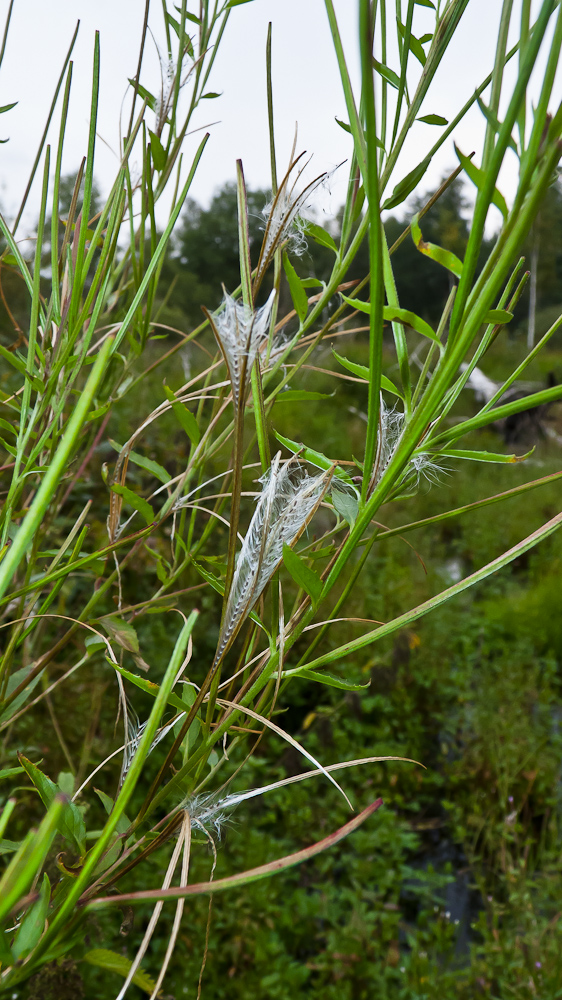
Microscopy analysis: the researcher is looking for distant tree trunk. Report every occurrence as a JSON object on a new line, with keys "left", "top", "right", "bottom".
{"left": 527, "top": 228, "right": 539, "bottom": 350}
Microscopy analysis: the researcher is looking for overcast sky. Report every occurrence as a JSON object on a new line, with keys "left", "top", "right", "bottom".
{"left": 1, "top": 0, "right": 559, "bottom": 232}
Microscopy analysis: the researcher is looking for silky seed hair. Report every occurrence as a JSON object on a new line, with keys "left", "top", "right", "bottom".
{"left": 214, "top": 453, "right": 333, "bottom": 665}
{"left": 208, "top": 289, "right": 276, "bottom": 410}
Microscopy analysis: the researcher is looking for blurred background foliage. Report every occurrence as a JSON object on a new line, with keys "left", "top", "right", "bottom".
{"left": 2, "top": 172, "right": 562, "bottom": 999}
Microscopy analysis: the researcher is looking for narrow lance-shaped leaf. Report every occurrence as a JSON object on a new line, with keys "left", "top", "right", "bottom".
{"left": 163, "top": 385, "right": 201, "bottom": 445}
{"left": 382, "top": 156, "right": 430, "bottom": 210}
{"left": 283, "top": 252, "right": 308, "bottom": 322}
{"left": 455, "top": 144, "right": 508, "bottom": 221}
{"left": 110, "top": 484, "right": 154, "bottom": 526}
{"left": 411, "top": 213, "right": 463, "bottom": 278}
{"left": 332, "top": 350, "right": 404, "bottom": 399}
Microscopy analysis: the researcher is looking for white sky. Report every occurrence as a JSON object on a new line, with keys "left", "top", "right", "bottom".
{"left": 1, "top": 0, "right": 560, "bottom": 233}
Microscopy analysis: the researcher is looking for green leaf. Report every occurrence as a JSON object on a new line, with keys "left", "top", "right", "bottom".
{"left": 127, "top": 80, "right": 157, "bottom": 112}
{"left": 274, "top": 390, "right": 333, "bottom": 403}
{"left": 283, "top": 543, "right": 323, "bottom": 605}
{"left": 484, "top": 309, "right": 513, "bottom": 325}
{"left": 0, "top": 766, "right": 24, "bottom": 781}
{"left": 0, "top": 418, "right": 17, "bottom": 436}
{"left": 441, "top": 447, "right": 532, "bottom": 464}
{"left": 201, "top": 91, "right": 221, "bottom": 99}
{"left": 98, "top": 617, "right": 150, "bottom": 671}
{"left": 301, "top": 219, "right": 338, "bottom": 253}
{"left": 331, "top": 482, "right": 359, "bottom": 526}
{"left": 175, "top": 6, "right": 201, "bottom": 23}
{"left": 84, "top": 634, "right": 107, "bottom": 654}
{"left": 94, "top": 789, "right": 131, "bottom": 835}
{"left": 0, "top": 930, "right": 12, "bottom": 966}
{"left": 417, "top": 114, "right": 448, "bottom": 126}
{"left": 0, "top": 839, "right": 21, "bottom": 855}
{"left": 166, "top": 15, "right": 194, "bottom": 57}
{"left": 83, "top": 949, "right": 158, "bottom": 995}
{"left": 12, "top": 873, "right": 50, "bottom": 960}
{"left": 17, "top": 756, "right": 86, "bottom": 855}
{"left": 112, "top": 663, "right": 185, "bottom": 713}
{"left": 164, "top": 385, "right": 201, "bottom": 445}
{"left": 333, "top": 351, "right": 370, "bottom": 380}
{"left": 397, "top": 19, "right": 426, "bottom": 65}
{"left": 295, "top": 669, "right": 369, "bottom": 691}
{"left": 335, "top": 117, "right": 384, "bottom": 150}
{"left": 455, "top": 144, "right": 508, "bottom": 221}
{"left": 372, "top": 59, "right": 400, "bottom": 90}
{"left": 57, "top": 771, "right": 74, "bottom": 797}
{"left": 225, "top": 0, "right": 254, "bottom": 6}
{"left": 0, "top": 342, "right": 27, "bottom": 375}
{"left": 383, "top": 157, "right": 431, "bottom": 210}
{"left": 148, "top": 130, "right": 166, "bottom": 171}
{"left": 340, "top": 292, "right": 370, "bottom": 314}
{"left": 327, "top": 348, "right": 406, "bottom": 398}
{"left": 283, "top": 252, "right": 308, "bottom": 323}
{"left": 383, "top": 306, "right": 441, "bottom": 345}
{"left": 0, "top": 665, "right": 43, "bottom": 725}
{"left": 273, "top": 431, "right": 354, "bottom": 485}
{"left": 476, "top": 97, "right": 518, "bottom": 152}
{"left": 415, "top": 0, "right": 435, "bottom": 7}
{"left": 0, "top": 102, "right": 16, "bottom": 114}
{"left": 108, "top": 440, "right": 169, "bottom": 484}
{"left": 110, "top": 484, "right": 154, "bottom": 525}
{"left": 411, "top": 214, "right": 463, "bottom": 277}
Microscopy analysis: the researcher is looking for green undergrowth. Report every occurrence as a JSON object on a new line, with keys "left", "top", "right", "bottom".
{"left": 6, "top": 422, "right": 562, "bottom": 1000}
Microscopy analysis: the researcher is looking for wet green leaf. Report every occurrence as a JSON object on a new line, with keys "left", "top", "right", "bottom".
{"left": 83, "top": 949, "right": 158, "bottom": 994}
{"left": 127, "top": 80, "right": 157, "bottom": 112}
{"left": 455, "top": 144, "right": 508, "bottom": 220}
{"left": 148, "top": 130, "right": 166, "bottom": 171}
{"left": 372, "top": 59, "right": 400, "bottom": 90}
{"left": 110, "top": 484, "right": 154, "bottom": 525}
{"left": 383, "top": 157, "right": 431, "bottom": 210}
{"left": 331, "top": 482, "right": 359, "bottom": 526}
{"left": 302, "top": 219, "right": 338, "bottom": 253}
{"left": 283, "top": 252, "right": 308, "bottom": 322}
{"left": 12, "top": 873, "right": 50, "bottom": 960}
{"left": 283, "top": 544, "right": 323, "bottom": 605}
{"left": 109, "top": 440, "right": 169, "bottom": 484}
{"left": 411, "top": 214, "right": 463, "bottom": 277}
{"left": 164, "top": 385, "right": 201, "bottom": 445}
{"left": 418, "top": 114, "right": 448, "bottom": 126}
{"left": 273, "top": 431, "right": 354, "bottom": 485}
{"left": 295, "top": 669, "right": 369, "bottom": 691}
{"left": 17, "top": 757, "right": 86, "bottom": 855}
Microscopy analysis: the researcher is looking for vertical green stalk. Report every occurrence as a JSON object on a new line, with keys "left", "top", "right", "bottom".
{"left": 266, "top": 22, "right": 278, "bottom": 194}
{"left": 50, "top": 66, "right": 73, "bottom": 324}
{"left": 0, "top": 338, "right": 113, "bottom": 604}
{"left": 359, "top": 0, "right": 384, "bottom": 503}
{"left": 69, "top": 31, "right": 100, "bottom": 324}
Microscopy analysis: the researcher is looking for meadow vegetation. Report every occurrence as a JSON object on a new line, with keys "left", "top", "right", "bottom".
{"left": 1, "top": 1, "right": 562, "bottom": 997}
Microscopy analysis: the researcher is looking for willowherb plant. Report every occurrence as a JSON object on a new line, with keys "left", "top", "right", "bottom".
{"left": 216, "top": 452, "right": 333, "bottom": 664}
{"left": 1, "top": 0, "right": 562, "bottom": 995}
{"left": 205, "top": 288, "right": 276, "bottom": 411}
